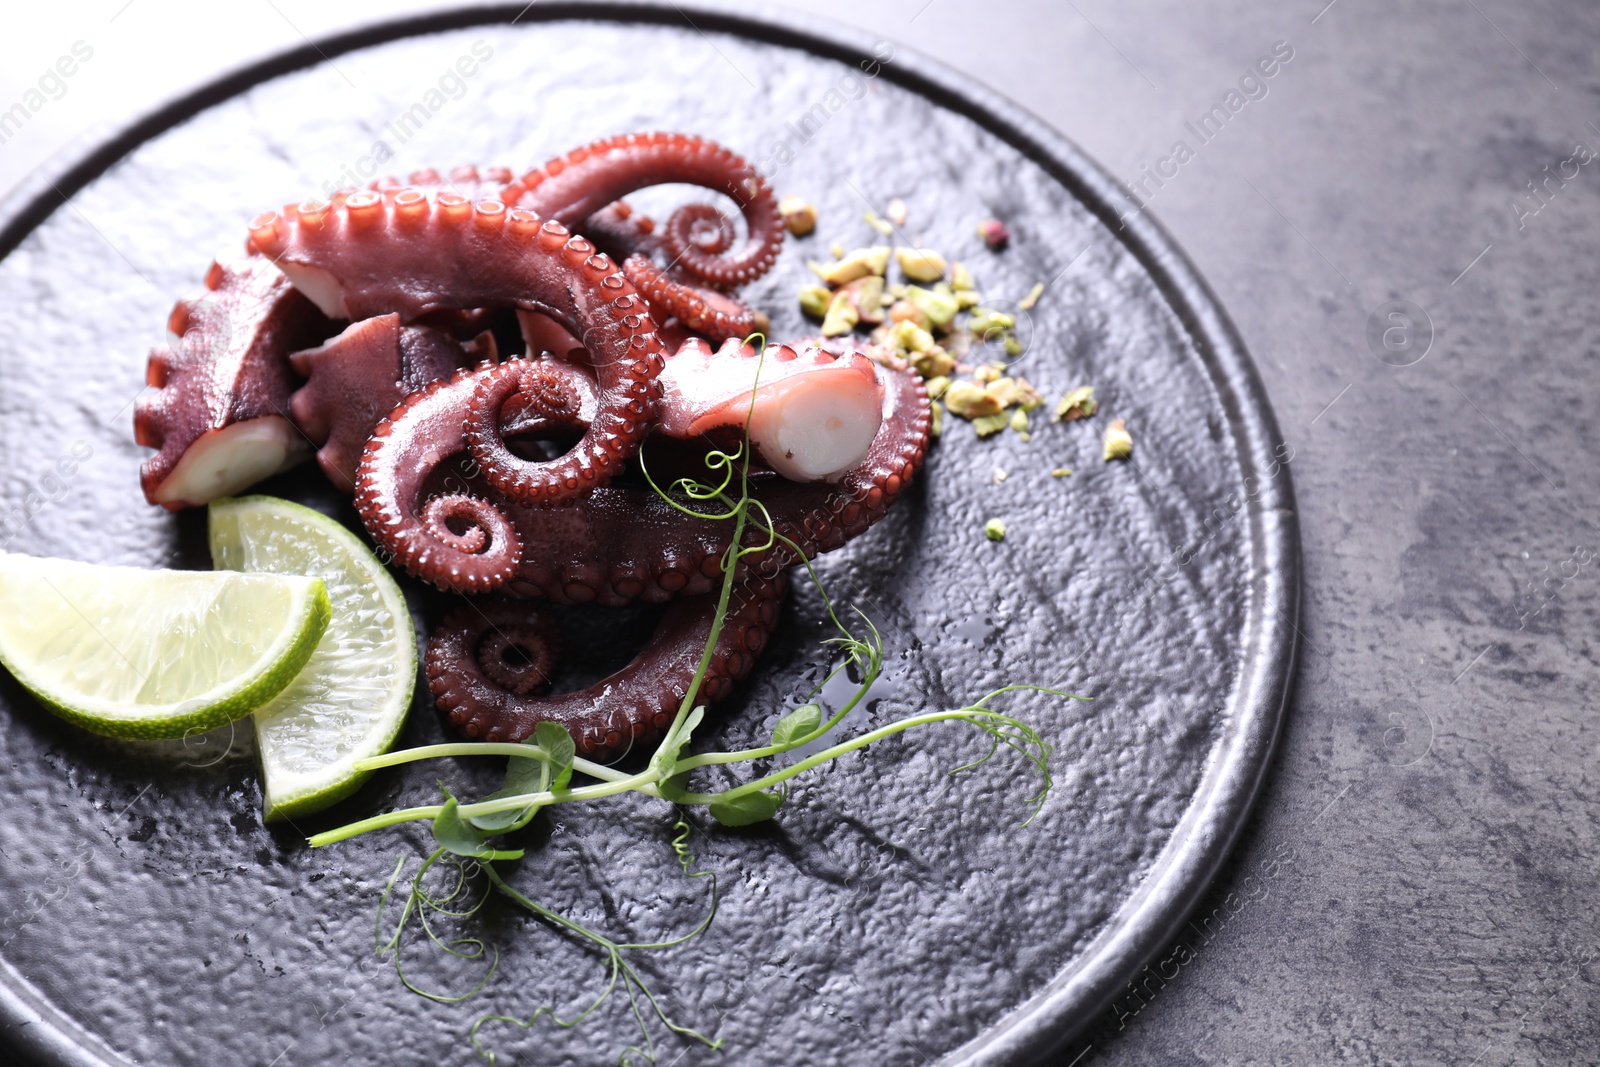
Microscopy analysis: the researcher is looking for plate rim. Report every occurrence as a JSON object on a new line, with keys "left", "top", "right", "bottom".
{"left": 0, "top": 4, "right": 1300, "bottom": 1065}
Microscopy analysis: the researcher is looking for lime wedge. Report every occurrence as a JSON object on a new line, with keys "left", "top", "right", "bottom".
{"left": 209, "top": 496, "right": 417, "bottom": 822}
{"left": 0, "top": 551, "right": 329, "bottom": 740}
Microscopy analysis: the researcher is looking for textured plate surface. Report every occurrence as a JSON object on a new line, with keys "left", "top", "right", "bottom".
{"left": 0, "top": 5, "right": 1296, "bottom": 1065}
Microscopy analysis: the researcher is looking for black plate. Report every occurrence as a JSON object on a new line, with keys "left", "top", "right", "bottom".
{"left": 0, "top": 4, "right": 1298, "bottom": 1065}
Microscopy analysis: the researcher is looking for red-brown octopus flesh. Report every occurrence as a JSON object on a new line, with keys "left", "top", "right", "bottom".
{"left": 130, "top": 132, "right": 931, "bottom": 761}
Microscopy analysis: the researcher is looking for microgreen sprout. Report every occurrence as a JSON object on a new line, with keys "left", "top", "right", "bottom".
{"left": 313, "top": 334, "right": 1085, "bottom": 1062}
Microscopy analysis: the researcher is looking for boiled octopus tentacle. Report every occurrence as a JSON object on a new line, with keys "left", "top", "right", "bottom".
{"left": 425, "top": 572, "right": 787, "bottom": 758}
{"left": 563, "top": 199, "right": 767, "bottom": 341}
{"left": 133, "top": 259, "right": 333, "bottom": 508}
{"left": 353, "top": 345, "right": 927, "bottom": 602}
{"left": 353, "top": 364, "right": 525, "bottom": 594}
{"left": 653, "top": 338, "right": 885, "bottom": 481}
{"left": 458, "top": 607, "right": 561, "bottom": 696}
{"left": 505, "top": 132, "right": 781, "bottom": 343}
{"left": 623, "top": 254, "right": 763, "bottom": 341}
{"left": 287, "top": 313, "right": 494, "bottom": 489}
{"left": 462, "top": 358, "right": 597, "bottom": 503}
{"left": 506, "top": 132, "right": 783, "bottom": 287}
{"left": 248, "top": 191, "right": 667, "bottom": 507}
{"left": 350, "top": 354, "right": 604, "bottom": 593}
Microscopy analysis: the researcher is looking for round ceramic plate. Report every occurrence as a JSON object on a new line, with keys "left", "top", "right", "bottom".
{"left": 0, "top": 4, "right": 1297, "bottom": 1065}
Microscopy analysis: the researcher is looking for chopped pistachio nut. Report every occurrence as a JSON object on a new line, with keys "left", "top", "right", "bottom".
{"left": 779, "top": 195, "right": 818, "bottom": 236}
{"left": 1009, "top": 409, "right": 1030, "bottom": 434}
{"left": 955, "top": 289, "right": 983, "bottom": 310}
{"left": 968, "top": 308, "right": 1017, "bottom": 338}
{"left": 985, "top": 517, "right": 1007, "bottom": 542}
{"left": 971, "top": 412, "right": 1010, "bottom": 438}
{"left": 830, "top": 242, "right": 846, "bottom": 259}
{"left": 815, "top": 245, "right": 891, "bottom": 285}
{"left": 832, "top": 246, "right": 896, "bottom": 286}
{"left": 890, "top": 319, "right": 936, "bottom": 354}
{"left": 978, "top": 218, "right": 1011, "bottom": 250}
{"left": 929, "top": 400, "right": 944, "bottom": 439}
{"left": 888, "top": 299, "right": 929, "bottom": 329}
{"left": 1004, "top": 333, "right": 1025, "bottom": 358}
{"left": 1017, "top": 282, "right": 1045, "bottom": 311}
{"left": 1103, "top": 419, "right": 1133, "bottom": 461}
{"left": 950, "top": 261, "right": 977, "bottom": 291}
{"left": 904, "top": 285, "right": 960, "bottom": 330}
{"left": 992, "top": 468, "right": 1008, "bottom": 484}
{"left": 986, "top": 376, "right": 1022, "bottom": 407}
{"left": 944, "top": 381, "right": 1002, "bottom": 419}
{"left": 924, "top": 375, "right": 951, "bottom": 400}
{"left": 798, "top": 284, "right": 832, "bottom": 318}
{"left": 864, "top": 211, "right": 894, "bottom": 236}
{"left": 910, "top": 347, "right": 955, "bottom": 379}
{"left": 821, "top": 290, "right": 860, "bottom": 337}
{"left": 1054, "top": 385, "right": 1097, "bottom": 422}
{"left": 1051, "top": 467, "right": 1073, "bottom": 478}
{"left": 841, "top": 275, "right": 886, "bottom": 325}
{"left": 897, "top": 247, "right": 948, "bottom": 283}
{"left": 886, "top": 197, "right": 908, "bottom": 227}
{"left": 972, "top": 363, "right": 1002, "bottom": 384}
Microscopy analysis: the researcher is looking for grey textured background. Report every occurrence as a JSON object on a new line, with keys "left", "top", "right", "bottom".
{"left": 3, "top": 1, "right": 1596, "bottom": 1065}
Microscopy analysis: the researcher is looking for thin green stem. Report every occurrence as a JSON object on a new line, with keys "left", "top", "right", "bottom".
{"left": 356, "top": 743, "right": 630, "bottom": 783}
{"left": 451, "top": 774, "right": 663, "bottom": 817}
{"left": 310, "top": 773, "right": 666, "bottom": 846}
{"left": 312, "top": 805, "right": 443, "bottom": 846}
{"left": 675, "top": 707, "right": 1025, "bottom": 804}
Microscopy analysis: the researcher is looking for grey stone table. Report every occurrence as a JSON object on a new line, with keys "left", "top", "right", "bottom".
{"left": 5, "top": 1, "right": 1595, "bottom": 1064}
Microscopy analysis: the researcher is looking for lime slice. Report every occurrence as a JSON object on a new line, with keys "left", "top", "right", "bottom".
{"left": 209, "top": 496, "right": 417, "bottom": 822}
{"left": 0, "top": 551, "right": 329, "bottom": 740}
